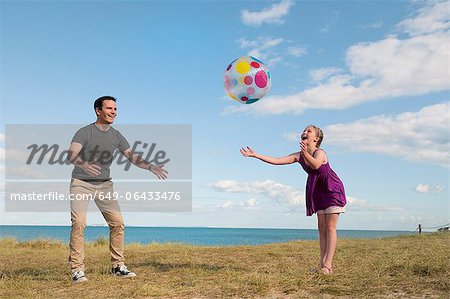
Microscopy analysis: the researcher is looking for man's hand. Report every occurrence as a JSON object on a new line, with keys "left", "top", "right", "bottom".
{"left": 81, "top": 161, "right": 102, "bottom": 177}
{"left": 150, "top": 164, "right": 168, "bottom": 180}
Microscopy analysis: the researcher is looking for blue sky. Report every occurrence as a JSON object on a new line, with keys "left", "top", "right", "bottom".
{"left": 1, "top": 0, "right": 449, "bottom": 230}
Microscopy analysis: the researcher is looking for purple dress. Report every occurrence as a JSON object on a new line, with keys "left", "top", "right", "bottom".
{"left": 298, "top": 150, "right": 346, "bottom": 216}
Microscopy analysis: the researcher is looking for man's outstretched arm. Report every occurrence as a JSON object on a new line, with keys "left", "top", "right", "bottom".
{"left": 122, "top": 148, "right": 168, "bottom": 180}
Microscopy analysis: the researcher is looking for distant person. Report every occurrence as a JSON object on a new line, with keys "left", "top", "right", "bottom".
{"left": 240, "top": 125, "right": 346, "bottom": 275}
{"left": 67, "top": 96, "right": 168, "bottom": 283}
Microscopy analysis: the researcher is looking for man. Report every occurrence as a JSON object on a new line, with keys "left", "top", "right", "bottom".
{"left": 68, "top": 96, "right": 167, "bottom": 283}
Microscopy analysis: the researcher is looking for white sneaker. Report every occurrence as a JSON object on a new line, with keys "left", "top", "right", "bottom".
{"left": 112, "top": 265, "right": 136, "bottom": 278}
{"left": 72, "top": 270, "right": 88, "bottom": 283}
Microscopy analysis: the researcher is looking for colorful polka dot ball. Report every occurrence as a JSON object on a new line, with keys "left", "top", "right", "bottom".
{"left": 224, "top": 56, "right": 271, "bottom": 104}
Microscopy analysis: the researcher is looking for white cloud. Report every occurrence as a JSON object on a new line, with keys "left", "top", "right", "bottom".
{"left": 346, "top": 32, "right": 449, "bottom": 96}
{"left": 281, "top": 102, "right": 450, "bottom": 167}
{"left": 415, "top": 184, "right": 429, "bottom": 193}
{"left": 241, "top": 0, "right": 294, "bottom": 27}
{"left": 415, "top": 184, "right": 445, "bottom": 194}
{"left": 347, "top": 196, "right": 404, "bottom": 212}
{"left": 309, "top": 67, "right": 343, "bottom": 82}
{"left": 265, "top": 56, "right": 283, "bottom": 66}
{"left": 7, "top": 166, "right": 47, "bottom": 179}
{"left": 237, "top": 36, "right": 284, "bottom": 66}
{"left": 217, "top": 200, "right": 234, "bottom": 209}
{"left": 210, "top": 179, "right": 304, "bottom": 207}
{"left": 237, "top": 37, "right": 284, "bottom": 50}
{"left": 0, "top": 134, "right": 5, "bottom": 142}
{"left": 286, "top": 46, "right": 307, "bottom": 57}
{"left": 228, "top": 1, "right": 450, "bottom": 115}
{"left": 211, "top": 181, "right": 403, "bottom": 213}
{"left": 236, "top": 38, "right": 307, "bottom": 68}
{"left": 359, "top": 21, "right": 383, "bottom": 29}
{"left": 216, "top": 197, "right": 260, "bottom": 210}
{"left": 282, "top": 131, "right": 298, "bottom": 142}
{"left": 4, "top": 148, "right": 29, "bottom": 161}
{"left": 325, "top": 102, "right": 450, "bottom": 167}
{"left": 398, "top": 0, "right": 449, "bottom": 36}
{"left": 241, "top": 198, "right": 260, "bottom": 209}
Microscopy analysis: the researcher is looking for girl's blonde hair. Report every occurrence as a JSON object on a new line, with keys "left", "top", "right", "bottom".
{"left": 310, "top": 125, "right": 324, "bottom": 148}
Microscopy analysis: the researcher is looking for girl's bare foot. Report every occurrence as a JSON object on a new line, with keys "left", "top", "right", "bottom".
{"left": 321, "top": 265, "right": 333, "bottom": 275}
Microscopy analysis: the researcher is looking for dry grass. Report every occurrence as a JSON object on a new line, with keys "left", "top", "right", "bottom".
{"left": 0, "top": 232, "right": 448, "bottom": 298}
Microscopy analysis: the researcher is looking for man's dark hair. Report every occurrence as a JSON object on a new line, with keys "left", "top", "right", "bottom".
{"left": 94, "top": 96, "right": 116, "bottom": 111}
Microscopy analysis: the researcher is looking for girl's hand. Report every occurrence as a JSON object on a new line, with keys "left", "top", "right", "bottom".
{"left": 240, "top": 146, "right": 256, "bottom": 158}
{"left": 299, "top": 140, "right": 307, "bottom": 155}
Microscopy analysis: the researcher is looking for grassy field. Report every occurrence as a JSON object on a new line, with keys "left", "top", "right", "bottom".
{"left": 0, "top": 232, "right": 448, "bottom": 298}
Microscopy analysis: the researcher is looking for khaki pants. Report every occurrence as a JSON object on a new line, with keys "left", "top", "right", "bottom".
{"left": 69, "top": 178, "right": 124, "bottom": 272}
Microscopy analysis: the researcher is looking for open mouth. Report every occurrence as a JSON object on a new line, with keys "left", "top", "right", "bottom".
{"left": 301, "top": 134, "right": 307, "bottom": 140}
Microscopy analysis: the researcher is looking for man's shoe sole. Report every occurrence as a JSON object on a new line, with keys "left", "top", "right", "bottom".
{"left": 115, "top": 273, "right": 136, "bottom": 278}
{"left": 73, "top": 277, "right": 88, "bottom": 284}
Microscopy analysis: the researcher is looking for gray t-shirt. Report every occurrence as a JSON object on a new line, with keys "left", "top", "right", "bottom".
{"left": 71, "top": 123, "right": 130, "bottom": 181}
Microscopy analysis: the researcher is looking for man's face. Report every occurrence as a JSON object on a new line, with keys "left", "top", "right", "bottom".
{"left": 96, "top": 100, "right": 117, "bottom": 124}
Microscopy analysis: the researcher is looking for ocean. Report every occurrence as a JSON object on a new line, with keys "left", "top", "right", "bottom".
{"left": 0, "top": 225, "right": 414, "bottom": 246}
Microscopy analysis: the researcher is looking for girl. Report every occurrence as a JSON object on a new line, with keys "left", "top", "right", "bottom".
{"left": 240, "top": 125, "right": 346, "bottom": 275}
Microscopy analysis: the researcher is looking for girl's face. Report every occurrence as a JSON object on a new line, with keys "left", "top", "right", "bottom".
{"left": 300, "top": 126, "right": 317, "bottom": 143}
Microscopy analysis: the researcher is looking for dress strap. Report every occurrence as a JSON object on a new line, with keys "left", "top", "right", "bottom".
{"left": 312, "top": 148, "right": 322, "bottom": 157}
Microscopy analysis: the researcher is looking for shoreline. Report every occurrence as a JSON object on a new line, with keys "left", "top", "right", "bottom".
{"left": 0, "top": 224, "right": 416, "bottom": 232}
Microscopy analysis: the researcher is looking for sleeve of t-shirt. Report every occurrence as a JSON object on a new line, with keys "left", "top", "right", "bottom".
{"left": 116, "top": 130, "right": 131, "bottom": 152}
{"left": 71, "top": 127, "right": 87, "bottom": 145}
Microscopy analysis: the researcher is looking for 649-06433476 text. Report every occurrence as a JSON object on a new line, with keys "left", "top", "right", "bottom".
{"left": 8, "top": 191, "right": 183, "bottom": 201}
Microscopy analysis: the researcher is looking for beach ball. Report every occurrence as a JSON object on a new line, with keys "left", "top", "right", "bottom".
{"left": 224, "top": 56, "right": 271, "bottom": 104}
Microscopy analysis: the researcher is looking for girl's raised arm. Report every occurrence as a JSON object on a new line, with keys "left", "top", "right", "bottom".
{"left": 240, "top": 146, "right": 299, "bottom": 165}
